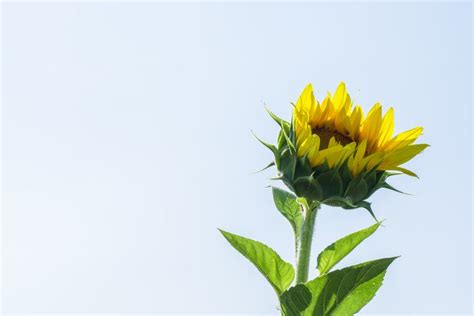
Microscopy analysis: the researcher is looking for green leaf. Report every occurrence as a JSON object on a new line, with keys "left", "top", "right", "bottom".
{"left": 280, "top": 284, "right": 312, "bottom": 316}
{"left": 219, "top": 229, "right": 295, "bottom": 295}
{"left": 317, "top": 222, "right": 381, "bottom": 275}
{"left": 272, "top": 187, "right": 303, "bottom": 234}
{"left": 302, "top": 257, "right": 398, "bottom": 316}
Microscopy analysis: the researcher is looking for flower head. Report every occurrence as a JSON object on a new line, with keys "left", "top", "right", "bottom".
{"left": 261, "top": 82, "right": 428, "bottom": 215}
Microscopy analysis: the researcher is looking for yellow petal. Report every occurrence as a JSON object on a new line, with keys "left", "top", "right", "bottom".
{"left": 307, "top": 134, "right": 321, "bottom": 161}
{"left": 297, "top": 127, "right": 315, "bottom": 156}
{"left": 295, "top": 83, "right": 315, "bottom": 114}
{"left": 310, "top": 100, "right": 322, "bottom": 126}
{"left": 377, "top": 107, "right": 394, "bottom": 148}
{"left": 354, "top": 139, "right": 367, "bottom": 163}
{"left": 334, "top": 104, "right": 350, "bottom": 133}
{"left": 349, "top": 140, "right": 368, "bottom": 175}
{"left": 379, "top": 144, "right": 429, "bottom": 169}
{"left": 366, "top": 152, "right": 384, "bottom": 171}
{"left": 332, "top": 82, "right": 347, "bottom": 110}
{"left": 347, "top": 155, "right": 355, "bottom": 172}
{"left": 328, "top": 136, "right": 338, "bottom": 148}
{"left": 335, "top": 142, "right": 357, "bottom": 167}
{"left": 349, "top": 105, "right": 363, "bottom": 139}
{"left": 309, "top": 152, "right": 324, "bottom": 166}
{"left": 321, "top": 145, "right": 344, "bottom": 168}
{"left": 383, "top": 127, "right": 423, "bottom": 151}
{"left": 392, "top": 166, "right": 419, "bottom": 177}
{"left": 324, "top": 93, "right": 337, "bottom": 123}
{"left": 360, "top": 103, "right": 383, "bottom": 152}
{"left": 296, "top": 124, "right": 312, "bottom": 148}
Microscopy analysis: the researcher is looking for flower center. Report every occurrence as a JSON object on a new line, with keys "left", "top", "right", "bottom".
{"left": 312, "top": 127, "right": 354, "bottom": 149}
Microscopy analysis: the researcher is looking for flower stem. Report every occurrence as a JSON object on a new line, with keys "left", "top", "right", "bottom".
{"left": 295, "top": 202, "right": 319, "bottom": 284}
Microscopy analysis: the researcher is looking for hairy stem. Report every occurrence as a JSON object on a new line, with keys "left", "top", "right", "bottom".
{"left": 295, "top": 202, "right": 319, "bottom": 284}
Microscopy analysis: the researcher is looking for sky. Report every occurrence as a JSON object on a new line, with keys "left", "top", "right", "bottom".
{"left": 1, "top": 2, "right": 472, "bottom": 314}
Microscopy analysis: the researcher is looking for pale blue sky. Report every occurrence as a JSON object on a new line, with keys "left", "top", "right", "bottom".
{"left": 2, "top": 2, "right": 472, "bottom": 314}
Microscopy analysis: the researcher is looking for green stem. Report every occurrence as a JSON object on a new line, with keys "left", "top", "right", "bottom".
{"left": 295, "top": 202, "right": 319, "bottom": 284}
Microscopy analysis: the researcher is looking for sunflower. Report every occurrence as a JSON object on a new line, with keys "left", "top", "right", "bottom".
{"left": 261, "top": 82, "right": 428, "bottom": 214}
{"left": 293, "top": 82, "right": 428, "bottom": 177}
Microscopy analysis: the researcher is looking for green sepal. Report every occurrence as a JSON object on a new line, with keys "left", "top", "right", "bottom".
{"left": 253, "top": 161, "right": 275, "bottom": 174}
{"left": 252, "top": 131, "right": 280, "bottom": 168}
{"left": 288, "top": 115, "right": 296, "bottom": 144}
{"left": 265, "top": 106, "right": 289, "bottom": 130}
{"left": 367, "top": 171, "right": 389, "bottom": 197}
{"left": 313, "top": 161, "right": 330, "bottom": 174}
{"left": 281, "top": 126, "right": 295, "bottom": 153}
{"left": 339, "top": 162, "right": 354, "bottom": 188}
{"left": 265, "top": 107, "right": 295, "bottom": 153}
{"left": 277, "top": 129, "right": 288, "bottom": 150}
{"left": 279, "top": 148, "right": 297, "bottom": 182}
{"left": 294, "top": 156, "right": 313, "bottom": 179}
{"left": 380, "top": 182, "right": 410, "bottom": 195}
{"left": 363, "top": 169, "right": 378, "bottom": 189}
{"left": 366, "top": 171, "right": 409, "bottom": 197}
{"left": 354, "top": 201, "right": 378, "bottom": 222}
{"left": 344, "top": 176, "right": 369, "bottom": 204}
{"left": 316, "top": 169, "right": 343, "bottom": 198}
{"left": 276, "top": 124, "right": 294, "bottom": 153}
{"left": 323, "top": 196, "right": 357, "bottom": 208}
{"left": 293, "top": 176, "right": 323, "bottom": 202}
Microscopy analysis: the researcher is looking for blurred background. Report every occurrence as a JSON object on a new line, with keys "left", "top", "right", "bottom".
{"left": 1, "top": 2, "right": 472, "bottom": 314}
